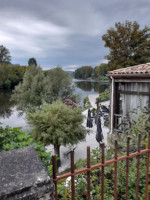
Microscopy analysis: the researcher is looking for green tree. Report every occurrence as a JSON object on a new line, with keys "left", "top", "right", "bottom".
{"left": 92, "top": 63, "right": 108, "bottom": 79}
{"left": 27, "top": 101, "right": 86, "bottom": 156}
{"left": 102, "top": 21, "right": 150, "bottom": 70}
{"left": 28, "top": 57, "right": 37, "bottom": 66}
{"left": 11, "top": 66, "right": 79, "bottom": 112}
{"left": 46, "top": 67, "right": 79, "bottom": 103}
{"left": 0, "top": 45, "right": 11, "bottom": 64}
{"left": 74, "top": 66, "right": 93, "bottom": 79}
{"left": 11, "top": 65, "right": 47, "bottom": 112}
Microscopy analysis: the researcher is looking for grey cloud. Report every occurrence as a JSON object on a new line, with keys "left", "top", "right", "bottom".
{"left": 0, "top": 0, "right": 150, "bottom": 70}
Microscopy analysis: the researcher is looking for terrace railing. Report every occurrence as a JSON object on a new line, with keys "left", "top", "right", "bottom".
{"left": 52, "top": 133, "right": 150, "bottom": 200}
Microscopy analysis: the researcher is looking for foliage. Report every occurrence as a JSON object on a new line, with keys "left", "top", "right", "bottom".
{"left": 0, "top": 45, "right": 11, "bottom": 64}
{"left": 28, "top": 57, "right": 37, "bottom": 66}
{"left": 11, "top": 66, "right": 80, "bottom": 112}
{"left": 96, "top": 90, "right": 110, "bottom": 102}
{"left": 109, "top": 106, "right": 150, "bottom": 150}
{"left": 0, "top": 63, "right": 27, "bottom": 89}
{"left": 92, "top": 63, "right": 108, "bottom": 80}
{"left": 0, "top": 125, "right": 52, "bottom": 173}
{"left": 83, "top": 96, "right": 91, "bottom": 108}
{"left": 11, "top": 65, "right": 47, "bottom": 112}
{"left": 57, "top": 140, "right": 149, "bottom": 199}
{"left": 46, "top": 67, "right": 79, "bottom": 103}
{"left": 26, "top": 100, "right": 87, "bottom": 156}
{"left": 74, "top": 66, "right": 93, "bottom": 79}
{"left": 74, "top": 64, "right": 109, "bottom": 80}
{"left": 56, "top": 106, "right": 150, "bottom": 199}
{"left": 0, "top": 90, "right": 15, "bottom": 118}
{"left": 102, "top": 21, "right": 150, "bottom": 70}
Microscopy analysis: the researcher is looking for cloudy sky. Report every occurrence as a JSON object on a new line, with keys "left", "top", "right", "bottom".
{"left": 0, "top": 0, "right": 150, "bottom": 71}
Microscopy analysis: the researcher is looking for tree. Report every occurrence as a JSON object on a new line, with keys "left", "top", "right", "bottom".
{"left": 0, "top": 63, "right": 27, "bottom": 89}
{"left": 102, "top": 21, "right": 150, "bottom": 70}
{"left": 28, "top": 57, "right": 37, "bottom": 66}
{"left": 74, "top": 66, "right": 93, "bottom": 79}
{"left": 0, "top": 45, "right": 11, "bottom": 64}
{"left": 92, "top": 63, "right": 108, "bottom": 79}
{"left": 11, "top": 65, "right": 47, "bottom": 112}
{"left": 27, "top": 101, "right": 87, "bottom": 156}
{"left": 11, "top": 66, "right": 79, "bottom": 112}
{"left": 46, "top": 67, "right": 80, "bottom": 103}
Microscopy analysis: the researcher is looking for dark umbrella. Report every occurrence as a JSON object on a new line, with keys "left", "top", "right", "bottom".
{"left": 96, "top": 117, "right": 103, "bottom": 143}
{"left": 86, "top": 109, "right": 93, "bottom": 128}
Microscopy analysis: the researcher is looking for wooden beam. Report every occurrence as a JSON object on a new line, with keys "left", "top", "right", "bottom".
{"left": 114, "top": 79, "right": 150, "bottom": 83}
{"left": 118, "top": 90, "right": 150, "bottom": 96}
{"left": 107, "top": 74, "right": 150, "bottom": 78}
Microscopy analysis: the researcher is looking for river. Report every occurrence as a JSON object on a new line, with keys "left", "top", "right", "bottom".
{"left": 0, "top": 80, "right": 109, "bottom": 172}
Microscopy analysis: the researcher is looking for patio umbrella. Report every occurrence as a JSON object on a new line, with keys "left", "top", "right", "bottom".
{"left": 86, "top": 109, "right": 93, "bottom": 128}
{"left": 96, "top": 117, "right": 103, "bottom": 143}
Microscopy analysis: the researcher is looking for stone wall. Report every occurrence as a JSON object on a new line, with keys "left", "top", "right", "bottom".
{"left": 0, "top": 146, "right": 55, "bottom": 200}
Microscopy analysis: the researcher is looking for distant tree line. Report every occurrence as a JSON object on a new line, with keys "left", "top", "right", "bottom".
{"left": 74, "top": 63, "right": 108, "bottom": 80}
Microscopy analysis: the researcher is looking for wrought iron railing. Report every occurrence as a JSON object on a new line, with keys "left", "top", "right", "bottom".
{"left": 52, "top": 133, "right": 150, "bottom": 200}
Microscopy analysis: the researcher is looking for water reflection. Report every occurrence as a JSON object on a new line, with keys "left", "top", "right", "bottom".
{"left": 75, "top": 81, "right": 109, "bottom": 93}
{"left": 0, "top": 90, "right": 14, "bottom": 118}
{"left": 0, "top": 80, "right": 109, "bottom": 121}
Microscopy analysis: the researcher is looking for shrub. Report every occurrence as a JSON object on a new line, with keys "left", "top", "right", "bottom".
{"left": 96, "top": 90, "right": 110, "bottom": 102}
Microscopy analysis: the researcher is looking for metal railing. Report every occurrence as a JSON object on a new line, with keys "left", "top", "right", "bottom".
{"left": 52, "top": 133, "right": 150, "bottom": 200}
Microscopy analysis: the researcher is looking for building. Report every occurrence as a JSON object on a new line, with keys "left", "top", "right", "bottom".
{"left": 107, "top": 63, "right": 150, "bottom": 133}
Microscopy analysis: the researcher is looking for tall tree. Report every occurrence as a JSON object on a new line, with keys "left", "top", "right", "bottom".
{"left": 11, "top": 66, "right": 79, "bottom": 112}
{"left": 27, "top": 101, "right": 87, "bottom": 156}
{"left": 102, "top": 21, "right": 150, "bottom": 70}
{"left": 92, "top": 63, "right": 108, "bottom": 79}
{"left": 46, "top": 67, "right": 79, "bottom": 103}
{"left": 11, "top": 65, "right": 47, "bottom": 112}
{"left": 28, "top": 57, "right": 37, "bottom": 66}
{"left": 0, "top": 45, "right": 11, "bottom": 64}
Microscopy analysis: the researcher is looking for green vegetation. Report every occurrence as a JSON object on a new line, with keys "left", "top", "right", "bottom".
{"left": 0, "top": 125, "right": 52, "bottom": 173}
{"left": 0, "top": 63, "right": 27, "bottom": 89}
{"left": 96, "top": 90, "right": 110, "bottom": 102}
{"left": 102, "top": 21, "right": 150, "bottom": 70}
{"left": 57, "top": 106, "right": 150, "bottom": 199}
{"left": 92, "top": 63, "right": 108, "bottom": 80}
{"left": 11, "top": 66, "right": 79, "bottom": 112}
{"left": 46, "top": 67, "right": 79, "bottom": 103}
{"left": 83, "top": 96, "right": 91, "bottom": 108}
{"left": 74, "top": 64, "right": 108, "bottom": 80}
{"left": 74, "top": 66, "right": 93, "bottom": 79}
{"left": 26, "top": 101, "right": 87, "bottom": 156}
{"left": 11, "top": 64, "right": 46, "bottom": 112}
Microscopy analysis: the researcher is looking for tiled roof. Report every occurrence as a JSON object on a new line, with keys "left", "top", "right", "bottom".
{"left": 107, "top": 63, "right": 150, "bottom": 75}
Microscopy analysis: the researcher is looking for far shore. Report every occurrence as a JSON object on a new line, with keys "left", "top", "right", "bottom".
{"left": 73, "top": 78, "right": 109, "bottom": 83}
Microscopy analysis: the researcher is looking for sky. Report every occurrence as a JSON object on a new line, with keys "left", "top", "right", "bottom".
{"left": 0, "top": 0, "right": 150, "bottom": 71}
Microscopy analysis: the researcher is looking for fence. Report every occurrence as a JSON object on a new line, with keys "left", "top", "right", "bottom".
{"left": 52, "top": 133, "right": 150, "bottom": 200}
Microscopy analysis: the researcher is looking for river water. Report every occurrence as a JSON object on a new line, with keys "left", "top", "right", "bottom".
{"left": 0, "top": 80, "right": 109, "bottom": 172}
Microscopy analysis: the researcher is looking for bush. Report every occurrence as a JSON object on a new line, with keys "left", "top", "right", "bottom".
{"left": 26, "top": 101, "right": 87, "bottom": 157}
{"left": 83, "top": 96, "right": 91, "bottom": 108}
{"left": 96, "top": 90, "right": 110, "bottom": 102}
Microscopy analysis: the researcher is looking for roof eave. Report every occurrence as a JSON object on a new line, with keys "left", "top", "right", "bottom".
{"left": 107, "top": 74, "right": 150, "bottom": 78}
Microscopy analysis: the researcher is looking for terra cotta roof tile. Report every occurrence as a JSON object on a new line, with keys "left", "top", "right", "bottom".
{"left": 107, "top": 63, "right": 150, "bottom": 75}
